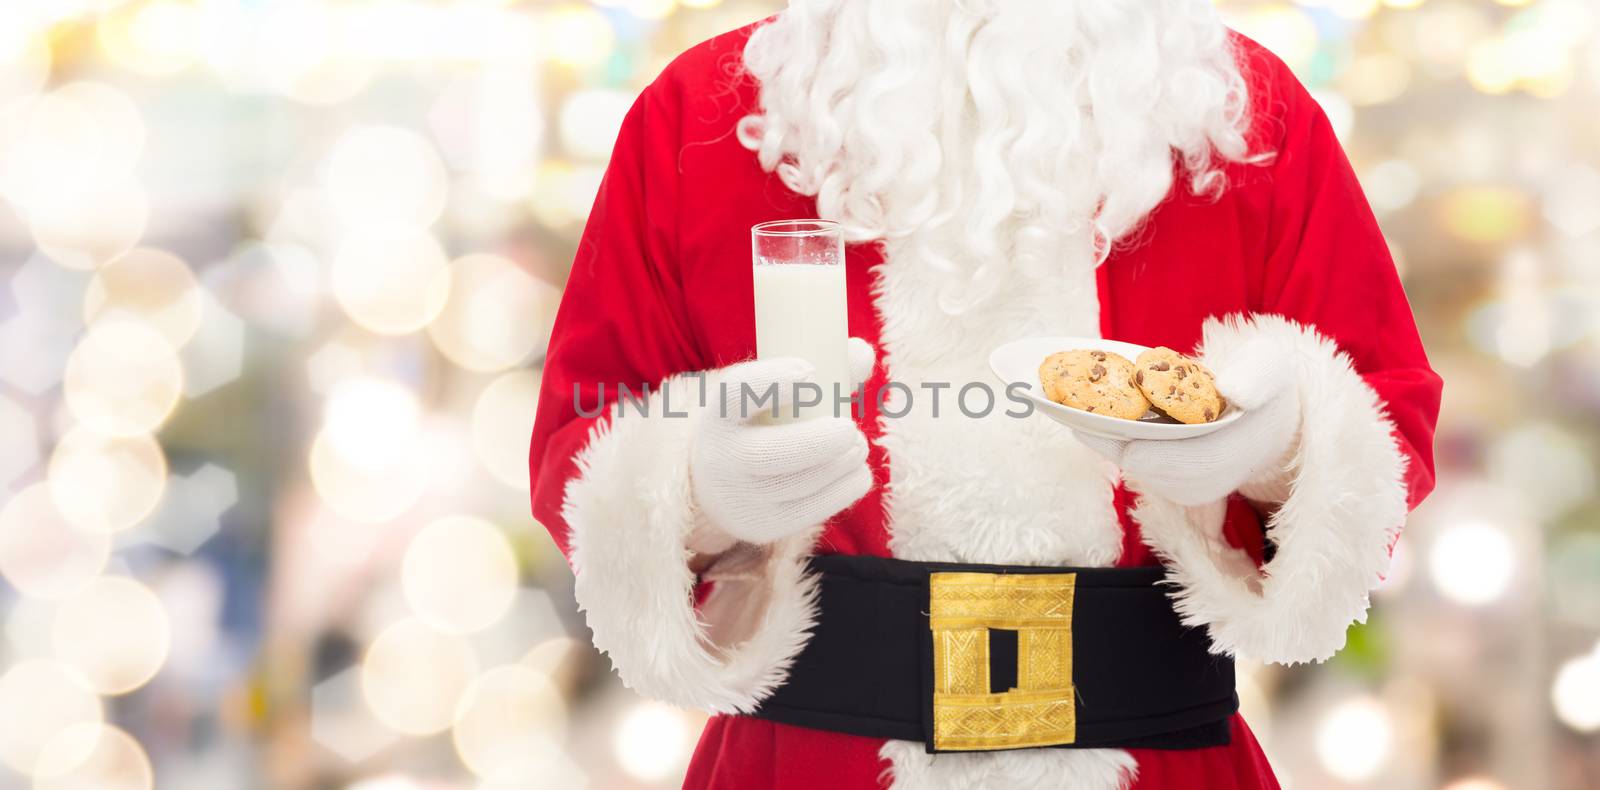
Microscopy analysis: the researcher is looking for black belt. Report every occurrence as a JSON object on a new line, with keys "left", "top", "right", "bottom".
{"left": 749, "top": 554, "right": 1237, "bottom": 753}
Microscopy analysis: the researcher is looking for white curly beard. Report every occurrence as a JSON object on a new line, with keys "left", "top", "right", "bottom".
{"left": 738, "top": 0, "right": 1254, "bottom": 314}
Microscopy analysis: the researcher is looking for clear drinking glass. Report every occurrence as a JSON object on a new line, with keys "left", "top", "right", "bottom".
{"left": 751, "top": 220, "right": 850, "bottom": 421}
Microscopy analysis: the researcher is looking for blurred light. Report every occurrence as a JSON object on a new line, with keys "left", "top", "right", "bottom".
{"left": 278, "top": 54, "right": 375, "bottom": 107}
{"left": 471, "top": 369, "right": 542, "bottom": 491}
{"left": 28, "top": 180, "right": 150, "bottom": 272}
{"left": 1315, "top": 695, "right": 1394, "bottom": 783}
{"left": 18, "top": 0, "right": 108, "bottom": 23}
{"left": 472, "top": 69, "right": 544, "bottom": 197}
{"left": 47, "top": 428, "right": 168, "bottom": 534}
{"left": 152, "top": 562, "right": 223, "bottom": 676}
{"left": 471, "top": 589, "right": 569, "bottom": 667}
{"left": 444, "top": 177, "right": 528, "bottom": 235}
{"left": 308, "top": 428, "right": 426, "bottom": 524}
{"left": 177, "top": 290, "right": 247, "bottom": 397}
{"left": 83, "top": 247, "right": 204, "bottom": 349}
{"left": 540, "top": 5, "right": 616, "bottom": 69}
{"left": 323, "top": 376, "right": 422, "bottom": 472}
{"left": 33, "top": 723, "right": 153, "bottom": 790}
{"left": 51, "top": 575, "right": 171, "bottom": 695}
{"left": 1466, "top": 39, "right": 1518, "bottom": 94}
{"left": 258, "top": 186, "right": 331, "bottom": 248}
{"left": 98, "top": 1, "right": 202, "bottom": 76}
{"left": 0, "top": 659, "right": 103, "bottom": 776}
{"left": 469, "top": 743, "right": 588, "bottom": 790}
{"left": 1487, "top": 423, "right": 1594, "bottom": 520}
{"left": 599, "top": 0, "right": 679, "bottom": 20}
{"left": 613, "top": 701, "right": 695, "bottom": 782}
{"left": 1439, "top": 186, "right": 1531, "bottom": 244}
{"left": 0, "top": 257, "right": 86, "bottom": 395}
{"left": 1235, "top": 664, "right": 1271, "bottom": 734}
{"left": 1551, "top": 646, "right": 1600, "bottom": 732}
{"left": 1542, "top": 165, "right": 1600, "bottom": 237}
{"left": 346, "top": 776, "right": 424, "bottom": 790}
{"left": 523, "top": 636, "right": 582, "bottom": 678}
{"left": 1329, "top": 0, "right": 1380, "bottom": 21}
{"left": 0, "top": 392, "right": 39, "bottom": 488}
{"left": 312, "top": 666, "right": 401, "bottom": 764}
{"left": 362, "top": 618, "right": 480, "bottom": 736}
{"left": 417, "top": 416, "right": 478, "bottom": 497}
{"left": 1428, "top": 520, "right": 1515, "bottom": 606}
{"left": 431, "top": 69, "right": 545, "bottom": 199}
{"left": 331, "top": 227, "right": 452, "bottom": 335}
{"left": 1492, "top": 247, "right": 1549, "bottom": 367}
{"left": 0, "top": 8, "right": 51, "bottom": 104}
{"left": 559, "top": 89, "right": 634, "bottom": 161}
{"left": 322, "top": 126, "right": 449, "bottom": 231}
{"left": 1407, "top": 3, "right": 1493, "bottom": 66}
{"left": 1441, "top": 779, "right": 1508, "bottom": 790}
{"left": 336, "top": 3, "right": 539, "bottom": 64}
{"left": 0, "top": 483, "right": 111, "bottom": 599}
{"left": 1340, "top": 53, "right": 1411, "bottom": 106}
{"left": 0, "top": 83, "right": 144, "bottom": 215}
{"left": 62, "top": 320, "right": 184, "bottom": 438}
{"left": 1363, "top": 159, "right": 1421, "bottom": 213}
{"left": 452, "top": 665, "right": 566, "bottom": 781}
{"left": 233, "top": 3, "right": 375, "bottom": 105}
{"left": 528, "top": 160, "right": 606, "bottom": 228}
{"left": 5, "top": 596, "right": 56, "bottom": 659}
{"left": 428, "top": 255, "right": 560, "bottom": 372}
{"left": 207, "top": 241, "right": 322, "bottom": 338}
{"left": 1309, "top": 90, "right": 1354, "bottom": 140}
{"left": 1375, "top": 536, "right": 1414, "bottom": 598}
{"left": 11, "top": 92, "right": 147, "bottom": 265}
{"left": 305, "top": 338, "right": 367, "bottom": 396}
{"left": 1224, "top": 6, "right": 1319, "bottom": 72}
{"left": 402, "top": 516, "right": 519, "bottom": 635}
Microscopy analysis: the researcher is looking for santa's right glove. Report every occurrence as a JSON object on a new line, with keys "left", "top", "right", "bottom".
{"left": 689, "top": 338, "right": 876, "bottom": 545}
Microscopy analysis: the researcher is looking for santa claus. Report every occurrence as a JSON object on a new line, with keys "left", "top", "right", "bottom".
{"left": 529, "top": 1, "right": 1442, "bottom": 788}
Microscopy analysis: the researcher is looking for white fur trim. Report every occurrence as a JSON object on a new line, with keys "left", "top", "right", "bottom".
{"left": 880, "top": 740, "right": 1137, "bottom": 790}
{"left": 874, "top": 235, "right": 1124, "bottom": 568}
{"left": 563, "top": 372, "right": 821, "bottom": 713}
{"left": 872, "top": 230, "right": 1131, "bottom": 786}
{"left": 1132, "top": 314, "right": 1409, "bottom": 664}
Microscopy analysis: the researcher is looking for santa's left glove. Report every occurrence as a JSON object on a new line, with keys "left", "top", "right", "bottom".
{"left": 1073, "top": 338, "right": 1301, "bottom": 506}
{"left": 689, "top": 338, "right": 876, "bottom": 545}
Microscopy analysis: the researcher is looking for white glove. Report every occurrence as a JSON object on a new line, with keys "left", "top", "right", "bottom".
{"left": 690, "top": 338, "right": 876, "bottom": 545}
{"left": 1074, "top": 339, "right": 1301, "bottom": 506}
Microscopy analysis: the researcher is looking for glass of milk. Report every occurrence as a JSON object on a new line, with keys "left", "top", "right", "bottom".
{"left": 752, "top": 220, "right": 850, "bottom": 421}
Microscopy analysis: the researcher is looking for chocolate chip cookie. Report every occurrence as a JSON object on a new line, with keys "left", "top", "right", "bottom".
{"left": 1038, "top": 349, "right": 1151, "bottom": 420}
{"left": 1133, "top": 347, "right": 1224, "bottom": 424}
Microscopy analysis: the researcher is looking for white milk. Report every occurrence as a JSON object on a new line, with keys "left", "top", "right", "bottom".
{"left": 753, "top": 261, "right": 851, "bottom": 421}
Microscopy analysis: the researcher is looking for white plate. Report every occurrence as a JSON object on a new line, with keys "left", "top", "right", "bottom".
{"left": 988, "top": 336, "right": 1240, "bottom": 441}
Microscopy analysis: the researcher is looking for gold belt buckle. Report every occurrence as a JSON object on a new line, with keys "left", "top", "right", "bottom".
{"left": 929, "top": 572, "right": 1077, "bottom": 750}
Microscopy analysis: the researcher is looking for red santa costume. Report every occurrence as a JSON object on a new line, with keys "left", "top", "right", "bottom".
{"left": 529, "top": 1, "right": 1442, "bottom": 788}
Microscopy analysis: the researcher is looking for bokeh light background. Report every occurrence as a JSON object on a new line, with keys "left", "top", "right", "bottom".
{"left": 0, "top": 0, "right": 1596, "bottom": 788}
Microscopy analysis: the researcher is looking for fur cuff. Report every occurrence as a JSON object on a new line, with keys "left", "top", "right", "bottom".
{"left": 1132, "top": 314, "right": 1409, "bottom": 664}
{"left": 563, "top": 372, "right": 820, "bottom": 713}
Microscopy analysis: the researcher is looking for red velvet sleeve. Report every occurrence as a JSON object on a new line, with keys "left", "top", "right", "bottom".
{"left": 528, "top": 79, "right": 704, "bottom": 557}
{"left": 1247, "top": 45, "right": 1443, "bottom": 512}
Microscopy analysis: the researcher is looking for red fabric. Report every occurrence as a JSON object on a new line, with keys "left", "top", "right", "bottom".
{"left": 1125, "top": 716, "right": 1281, "bottom": 790}
{"left": 528, "top": 23, "right": 1440, "bottom": 790}
{"left": 686, "top": 717, "right": 890, "bottom": 790}
{"left": 681, "top": 714, "right": 1278, "bottom": 790}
